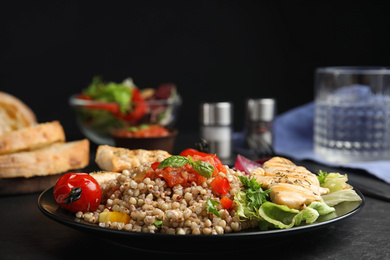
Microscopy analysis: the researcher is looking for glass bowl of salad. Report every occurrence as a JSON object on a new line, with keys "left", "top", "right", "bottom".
{"left": 69, "top": 77, "right": 181, "bottom": 146}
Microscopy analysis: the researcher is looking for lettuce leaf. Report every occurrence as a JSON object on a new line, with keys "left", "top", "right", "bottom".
{"left": 322, "top": 189, "right": 362, "bottom": 206}
{"left": 294, "top": 207, "right": 320, "bottom": 225}
{"left": 319, "top": 171, "right": 361, "bottom": 206}
{"left": 83, "top": 76, "right": 133, "bottom": 114}
{"left": 235, "top": 191, "right": 262, "bottom": 221}
{"left": 259, "top": 202, "right": 299, "bottom": 229}
{"left": 308, "top": 201, "right": 335, "bottom": 215}
{"left": 320, "top": 172, "right": 352, "bottom": 193}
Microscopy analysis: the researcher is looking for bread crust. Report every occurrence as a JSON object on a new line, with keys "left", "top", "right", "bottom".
{"left": 0, "top": 139, "right": 90, "bottom": 178}
{"left": 0, "top": 91, "right": 37, "bottom": 135}
{"left": 95, "top": 145, "right": 171, "bottom": 172}
{"left": 0, "top": 121, "right": 66, "bottom": 155}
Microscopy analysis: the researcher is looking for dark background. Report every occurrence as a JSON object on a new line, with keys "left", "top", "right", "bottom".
{"left": 2, "top": 1, "right": 390, "bottom": 141}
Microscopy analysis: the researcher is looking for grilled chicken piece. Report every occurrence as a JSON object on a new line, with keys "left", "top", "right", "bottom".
{"left": 250, "top": 157, "right": 329, "bottom": 209}
{"left": 95, "top": 145, "right": 171, "bottom": 172}
{"left": 90, "top": 171, "right": 119, "bottom": 185}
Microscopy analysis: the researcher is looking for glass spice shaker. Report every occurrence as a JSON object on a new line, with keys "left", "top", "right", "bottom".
{"left": 245, "top": 98, "right": 276, "bottom": 158}
{"left": 199, "top": 102, "right": 233, "bottom": 159}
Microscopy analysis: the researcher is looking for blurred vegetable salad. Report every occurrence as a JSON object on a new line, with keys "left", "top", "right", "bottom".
{"left": 74, "top": 76, "right": 180, "bottom": 136}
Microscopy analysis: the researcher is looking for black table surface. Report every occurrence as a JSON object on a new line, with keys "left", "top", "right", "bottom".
{"left": 1, "top": 133, "right": 390, "bottom": 259}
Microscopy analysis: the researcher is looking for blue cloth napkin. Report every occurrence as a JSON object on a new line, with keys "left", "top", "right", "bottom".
{"left": 274, "top": 102, "right": 390, "bottom": 184}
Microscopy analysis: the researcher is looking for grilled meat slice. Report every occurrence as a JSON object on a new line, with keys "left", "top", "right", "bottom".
{"left": 250, "top": 157, "right": 329, "bottom": 209}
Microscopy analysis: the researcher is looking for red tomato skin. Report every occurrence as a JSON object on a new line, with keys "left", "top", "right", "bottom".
{"left": 77, "top": 94, "right": 120, "bottom": 114}
{"left": 118, "top": 88, "right": 147, "bottom": 122}
{"left": 53, "top": 173, "right": 102, "bottom": 213}
{"left": 210, "top": 175, "right": 231, "bottom": 194}
{"left": 151, "top": 161, "right": 160, "bottom": 170}
{"left": 221, "top": 196, "right": 233, "bottom": 210}
{"left": 113, "top": 125, "right": 170, "bottom": 138}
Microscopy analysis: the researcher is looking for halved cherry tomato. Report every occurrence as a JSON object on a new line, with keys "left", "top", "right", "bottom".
{"left": 210, "top": 175, "right": 231, "bottom": 194}
{"left": 220, "top": 196, "right": 233, "bottom": 210}
{"left": 53, "top": 173, "right": 102, "bottom": 213}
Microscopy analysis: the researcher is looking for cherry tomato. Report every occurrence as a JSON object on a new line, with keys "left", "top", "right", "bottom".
{"left": 53, "top": 173, "right": 102, "bottom": 213}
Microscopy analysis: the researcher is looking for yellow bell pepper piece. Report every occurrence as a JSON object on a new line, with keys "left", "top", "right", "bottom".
{"left": 99, "top": 211, "right": 130, "bottom": 224}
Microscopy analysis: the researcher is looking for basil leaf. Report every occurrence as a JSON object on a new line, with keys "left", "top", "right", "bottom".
{"left": 192, "top": 160, "right": 214, "bottom": 178}
{"left": 206, "top": 198, "right": 221, "bottom": 218}
{"left": 158, "top": 156, "right": 189, "bottom": 168}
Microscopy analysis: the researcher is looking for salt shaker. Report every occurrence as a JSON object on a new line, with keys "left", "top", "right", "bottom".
{"left": 199, "top": 102, "right": 233, "bottom": 159}
{"left": 245, "top": 98, "right": 276, "bottom": 157}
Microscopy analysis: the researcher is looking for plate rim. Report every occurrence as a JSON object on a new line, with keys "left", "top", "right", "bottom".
{"left": 37, "top": 186, "right": 365, "bottom": 241}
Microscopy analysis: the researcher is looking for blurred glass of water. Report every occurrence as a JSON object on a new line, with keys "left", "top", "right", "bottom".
{"left": 314, "top": 67, "right": 390, "bottom": 162}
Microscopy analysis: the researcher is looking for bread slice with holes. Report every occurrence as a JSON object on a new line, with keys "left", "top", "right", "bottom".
{"left": 0, "top": 121, "right": 66, "bottom": 155}
{"left": 0, "top": 139, "right": 90, "bottom": 178}
{"left": 95, "top": 145, "right": 171, "bottom": 172}
{"left": 89, "top": 171, "right": 119, "bottom": 185}
{"left": 0, "top": 91, "right": 37, "bottom": 135}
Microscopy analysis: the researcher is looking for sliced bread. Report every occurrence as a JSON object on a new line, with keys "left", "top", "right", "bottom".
{"left": 0, "top": 91, "right": 37, "bottom": 135}
{"left": 95, "top": 145, "right": 171, "bottom": 172}
{"left": 0, "top": 139, "right": 90, "bottom": 178}
{"left": 0, "top": 121, "right": 66, "bottom": 155}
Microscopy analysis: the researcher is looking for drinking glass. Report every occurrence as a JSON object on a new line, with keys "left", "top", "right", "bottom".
{"left": 314, "top": 66, "right": 390, "bottom": 162}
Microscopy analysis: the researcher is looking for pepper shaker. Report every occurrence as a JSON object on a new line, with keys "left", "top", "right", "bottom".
{"left": 245, "top": 98, "right": 276, "bottom": 157}
{"left": 200, "top": 102, "right": 233, "bottom": 159}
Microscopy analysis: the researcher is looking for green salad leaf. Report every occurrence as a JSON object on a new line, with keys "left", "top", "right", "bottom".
{"left": 294, "top": 207, "right": 319, "bottom": 225}
{"left": 319, "top": 171, "right": 361, "bottom": 206}
{"left": 83, "top": 76, "right": 133, "bottom": 114}
{"left": 308, "top": 201, "right": 335, "bottom": 215}
{"left": 320, "top": 172, "right": 352, "bottom": 193}
{"left": 322, "top": 189, "right": 362, "bottom": 206}
{"left": 259, "top": 202, "right": 300, "bottom": 229}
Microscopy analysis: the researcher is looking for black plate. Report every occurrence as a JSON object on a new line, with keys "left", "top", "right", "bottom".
{"left": 38, "top": 186, "right": 364, "bottom": 253}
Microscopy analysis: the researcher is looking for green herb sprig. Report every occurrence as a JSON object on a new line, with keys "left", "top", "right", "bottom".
{"left": 238, "top": 176, "right": 270, "bottom": 211}
{"left": 317, "top": 170, "right": 329, "bottom": 184}
{"left": 206, "top": 198, "right": 221, "bottom": 217}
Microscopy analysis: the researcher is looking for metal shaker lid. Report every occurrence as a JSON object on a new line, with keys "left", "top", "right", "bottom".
{"left": 200, "top": 102, "right": 232, "bottom": 126}
{"left": 246, "top": 98, "right": 276, "bottom": 122}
